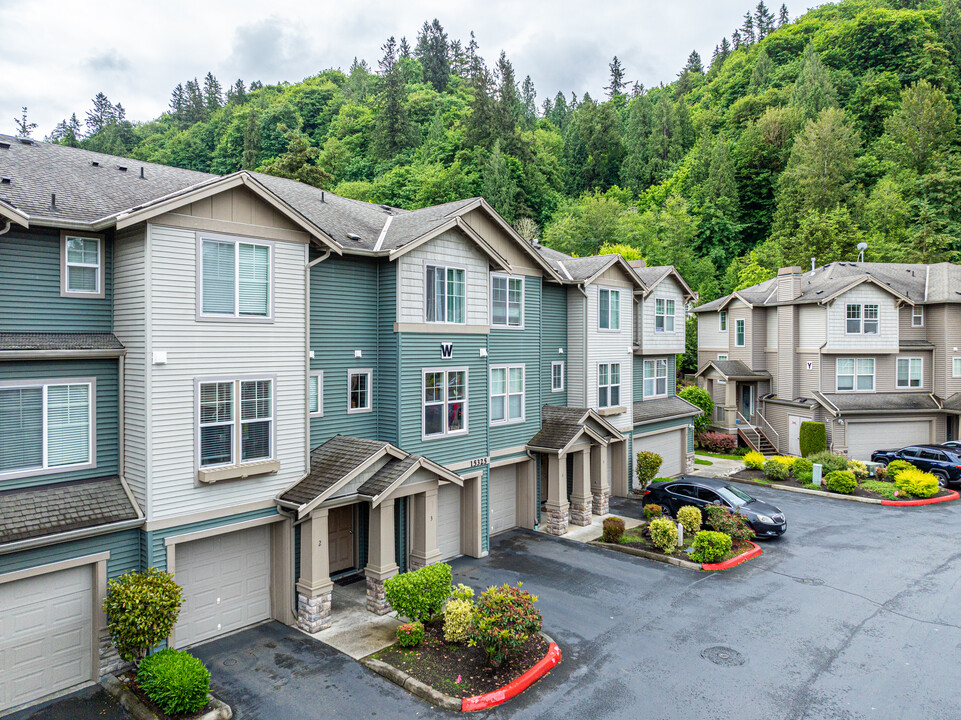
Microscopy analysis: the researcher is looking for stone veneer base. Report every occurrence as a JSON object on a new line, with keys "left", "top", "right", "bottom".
{"left": 543, "top": 506, "right": 570, "bottom": 536}
{"left": 569, "top": 498, "right": 593, "bottom": 526}
{"left": 591, "top": 491, "right": 610, "bottom": 516}
{"left": 366, "top": 576, "right": 392, "bottom": 615}
{"left": 297, "top": 591, "right": 332, "bottom": 633}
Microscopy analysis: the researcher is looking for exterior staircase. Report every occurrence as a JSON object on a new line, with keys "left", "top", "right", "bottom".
{"left": 736, "top": 410, "right": 779, "bottom": 455}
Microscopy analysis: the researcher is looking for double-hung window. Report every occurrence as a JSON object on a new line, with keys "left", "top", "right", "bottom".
{"left": 491, "top": 274, "right": 523, "bottom": 328}
{"left": 200, "top": 235, "right": 271, "bottom": 319}
{"left": 348, "top": 369, "right": 372, "bottom": 414}
{"left": 655, "top": 298, "right": 676, "bottom": 332}
{"left": 198, "top": 378, "right": 273, "bottom": 468}
{"left": 426, "top": 265, "right": 466, "bottom": 324}
{"left": 735, "top": 319, "right": 745, "bottom": 346}
{"left": 0, "top": 380, "right": 94, "bottom": 477}
{"left": 912, "top": 306, "right": 924, "bottom": 327}
{"left": 644, "top": 359, "right": 668, "bottom": 398}
{"left": 490, "top": 365, "right": 524, "bottom": 424}
{"left": 423, "top": 369, "right": 467, "bottom": 438}
{"left": 846, "top": 303, "right": 879, "bottom": 334}
{"left": 308, "top": 371, "right": 323, "bottom": 417}
{"left": 836, "top": 358, "right": 875, "bottom": 392}
{"left": 896, "top": 358, "right": 922, "bottom": 388}
{"left": 598, "top": 363, "right": 621, "bottom": 408}
{"left": 718, "top": 310, "right": 727, "bottom": 332}
{"left": 954, "top": 358, "right": 961, "bottom": 378}
{"left": 599, "top": 288, "right": 620, "bottom": 330}
{"left": 551, "top": 361, "right": 565, "bottom": 392}
{"left": 62, "top": 234, "right": 103, "bottom": 297}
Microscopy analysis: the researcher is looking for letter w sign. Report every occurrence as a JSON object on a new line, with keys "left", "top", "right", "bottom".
{"left": 440, "top": 342, "right": 454, "bottom": 359}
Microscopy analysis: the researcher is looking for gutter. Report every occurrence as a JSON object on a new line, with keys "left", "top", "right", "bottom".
{"left": 633, "top": 410, "right": 700, "bottom": 427}
{"left": 0, "top": 516, "right": 144, "bottom": 556}
{"left": 0, "top": 348, "right": 125, "bottom": 361}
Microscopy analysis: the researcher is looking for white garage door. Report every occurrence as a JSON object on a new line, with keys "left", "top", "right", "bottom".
{"left": 637, "top": 429, "right": 684, "bottom": 477}
{"left": 0, "top": 565, "right": 93, "bottom": 712}
{"left": 846, "top": 420, "right": 932, "bottom": 461}
{"left": 437, "top": 483, "right": 462, "bottom": 561}
{"left": 175, "top": 525, "right": 271, "bottom": 648}
{"left": 489, "top": 465, "right": 517, "bottom": 535}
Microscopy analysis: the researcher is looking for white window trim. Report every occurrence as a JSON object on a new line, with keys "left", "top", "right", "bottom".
{"left": 835, "top": 357, "right": 875, "bottom": 393}
{"left": 896, "top": 357, "right": 923, "bottom": 389}
{"left": 490, "top": 364, "right": 525, "bottom": 425}
{"left": 551, "top": 360, "right": 565, "bottom": 392}
{"left": 598, "top": 287, "right": 621, "bottom": 332}
{"left": 347, "top": 368, "right": 373, "bottom": 414}
{"left": 716, "top": 354, "right": 728, "bottom": 385}
{"left": 422, "top": 366, "right": 469, "bottom": 440}
{"left": 734, "top": 319, "right": 746, "bottom": 347}
{"left": 654, "top": 297, "right": 676, "bottom": 333}
{"left": 718, "top": 310, "right": 727, "bottom": 332}
{"left": 490, "top": 273, "right": 525, "bottom": 329}
{"left": 597, "top": 362, "right": 622, "bottom": 409}
{"left": 954, "top": 357, "right": 961, "bottom": 378}
{"left": 195, "top": 232, "right": 275, "bottom": 323}
{"left": 194, "top": 375, "right": 276, "bottom": 471}
{"left": 0, "top": 377, "right": 97, "bottom": 480}
{"left": 60, "top": 231, "right": 106, "bottom": 299}
{"left": 845, "top": 303, "right": 879, "bottom": 335}
{"left": 309, "top": 370, "right": 323, "bottom": 417}
{"left": 643, "top": 358, "right": 669, "bottom": 398}
{"left": 424, "top": 262, "right": 468, "bottom": 325}
{"left": 912, "top": 305, "right": 924, "bottom": 327}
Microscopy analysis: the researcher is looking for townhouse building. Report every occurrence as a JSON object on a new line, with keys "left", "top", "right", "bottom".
{"left": 693, "top": 262, "right": 961, "bottom": 461}
{"left": 0, "top": 135, "right": 698, "bottom": 713}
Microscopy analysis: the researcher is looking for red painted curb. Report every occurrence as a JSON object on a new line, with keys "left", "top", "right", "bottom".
{"left": 881, "top": 489, "right": 960, "bottom": 507}
{"left": 461, "top": 642, "right": 562, "bottom": 712}
{"left": 701, "top": 541, "right": 763, "bottom": 571}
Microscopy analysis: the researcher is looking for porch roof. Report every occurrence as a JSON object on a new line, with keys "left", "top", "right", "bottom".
{"left": 695, "top": 359, "right": 771, "bottom": 381}
{"left": 944, "top": 393, "right": 961, "bottom": 413}
{"left": 527, "top": 405, "right": 624, "bottom": 453}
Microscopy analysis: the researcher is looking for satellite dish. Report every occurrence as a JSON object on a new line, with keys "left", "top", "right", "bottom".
{"left": 856, "top": 242, "right": 868, "bottom": 251}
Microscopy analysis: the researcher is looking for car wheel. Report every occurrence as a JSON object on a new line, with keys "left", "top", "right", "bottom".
{"left": 934, "top": 472, "right": 949, "bottom": 488}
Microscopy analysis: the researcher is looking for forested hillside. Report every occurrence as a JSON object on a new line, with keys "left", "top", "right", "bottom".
{"left": 40, "top": 0, "right": 961, "bottom": 305}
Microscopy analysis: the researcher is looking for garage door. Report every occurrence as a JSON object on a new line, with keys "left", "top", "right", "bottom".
{"left": 437, "top": 483, "right": 462, "bottom": 560}
{"left": 637, "top": 429, "right": 684, "bottom": 477}
{"left": 489, "top": 465, "right": 517, "bottom": 535}
{"left": 846, "top": 420, "right": 932, "bottom": 461}
{"left": 175, "top": 525, "right": 270, "bottom": 648}
{"left": 0, "top": 565, "right": 93, "bottom": 712}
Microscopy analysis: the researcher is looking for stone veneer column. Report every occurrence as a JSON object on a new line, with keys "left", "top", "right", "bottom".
{"left": 409, "top": 488, "right": 442, "bottom": 571}
{"left": 366, "top": 499, "right": 399, "bottom": 614}
{"left": 569, "top": 449, "right": 593, "bottom": 526}
{"left": 543, "top": 453, "right": 570, "bottom": 535}
{"left": 590, "top": 444, "right": 611, "bottom": 515}
{"left": 297, "top": 507, "right": 333, "bottom": 633}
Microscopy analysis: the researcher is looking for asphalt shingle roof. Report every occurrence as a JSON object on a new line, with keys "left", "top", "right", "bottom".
{"left": 528, "top": 406, "right": 588, "bottom": 450}
{"left": 699, "top": 360, "right": 771, "bottom": 380}
{"left": 0, "top": 332, "right": 123, "bottom": 351}
{"left": 943, "top": 393, "right": 961, "bottom": 412}
{"left": 815, "top": 392, "right": 942, "bottom": 413}
{"left": 0, "top": 476, "right": 139, "bottom": 546}
{"left": 279, "top": 435, "right": 387, "bottom": 506}
{"left": 633, "top": 395, "right": 702, "bottom": 426}
{"left": 357, "top": 455, "right": 419, "bottom": 498}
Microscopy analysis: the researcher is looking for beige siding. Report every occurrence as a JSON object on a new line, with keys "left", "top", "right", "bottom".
{"left": 777, "top": 306, "right": 796, "bottom": 399}
{"left": 765, "top": 308, "right": 778, "bottom": 350}
{"left": 763, "top": 351, "right": 778, "bottom": 387}
{"left": 759, "top": 401, "right": 811, "bottom": 454}
{"left": 798, "top": 305, "right": 826, "bottom": 350}
{"left": 940, "top": 306, "right": 961, "bottom": 398}
{"left": 178, "top": 186, "right": 304, "bottom": 232}
{"left": 898, "top": 305, "right": 926, "bottom": 341}
{"left": 824, "top": 285, "right": 899, "bottom": 352}
{"left": 797, "top": 353, "right": 820, "bottom": 398}
{"left": 639, "top": 276, "right": 686, "bottom": 354}
{"left": 728, "top": 301, "right": 752, "bottom": 364}
{"left": 751, "top": 308, "right": 767, "bottom": 369}
{"left": 567, "top": 289, "right": 586, "bottom": 407}
{"left": 461, "top": 208, "right": 543, "bottom": 276}
{"left": 586, "top": 283, "right": 633, "bottom": 431}
{"left": 698, "top": 311, "right": 727, "bottom": 352}
{"left": 875, "top": 352, "right": 933, "bottom": 392}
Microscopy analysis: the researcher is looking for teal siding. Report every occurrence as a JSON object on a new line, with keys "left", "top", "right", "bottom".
{"left": 358, "top": 503, "right": 370, "bottom": 568}
{"left": 477, "top": 465, "right": 489, "bottom": 553}
{"left": 0, "top": 528, "right": 140, "bottom": 579}
{"left": 541, "top": 282, "right": 567, "bottom": 408}
{"left": 0, "top": 359, "right": 119, "bottom": 490}
{"left": 0, "top": 227, "right": 112, "bottom": 332}
{"left": 377, "top": 264, "right": 399, "bottom": 445}
{"left": 636, "top": 355, "right": 678, "bottom": 401}
{"left": 670, "top": 355, "right": 677, "bottom": 396}
{"left": 632, "top": 416, "right": 693, "bottom": 437}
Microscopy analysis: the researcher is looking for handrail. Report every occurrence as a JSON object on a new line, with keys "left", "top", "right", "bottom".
{"left": 736, "top": 411, "right": 761, "bottom": 451}
{"left": 754, "top": 409, "right": 780, "bottom": 447}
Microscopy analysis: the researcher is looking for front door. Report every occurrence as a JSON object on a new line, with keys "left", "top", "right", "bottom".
{"left": 789, "top": 416, "right": 803, "bottom": 456}
{"left": 740, "top": 384, "right": 754, "bottom": 421}
{"left": 328, "top": 506, "right": 355, "bottom": 574}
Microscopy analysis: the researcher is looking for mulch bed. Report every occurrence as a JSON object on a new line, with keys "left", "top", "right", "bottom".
{"left": 119, "top": 671, "right": 214, "bottom": 720}
{"left": 603, "top": 525, "right": 752, "bottom": 565}
{"left": 729, "top": 469, "right": 956, "bottom": 501}
{"left": 374, "top": 620, "right": 549, "bottom": 698}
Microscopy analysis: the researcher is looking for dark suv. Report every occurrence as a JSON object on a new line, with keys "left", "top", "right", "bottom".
{"left": 870, "top": 445, "right": 961, "bottom": 487}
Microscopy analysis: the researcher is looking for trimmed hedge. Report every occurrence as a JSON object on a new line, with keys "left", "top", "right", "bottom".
{"left": 698, "top": 432, "right": 737, "bottom": 454}
{"left": 799, "top": 422, "right": 827, "bottom": 457}
{"left": 825, "top": 470, "right": 857, "bottom": 494}
{"left": 690, "top": 531, "right": 733, "bottom": 563}
{"left": 137, "top": 649, "right": 209, "bottom": 716}
{"left": 895, "top": 467, "right": 939, "bottom": 498}
{"left": 384, "top": 563, "right": 452, "bottom": 623}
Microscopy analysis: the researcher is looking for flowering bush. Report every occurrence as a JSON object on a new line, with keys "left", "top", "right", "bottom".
{"left": 825, "top": 470, "right": 857, "bottom": 494}
{"left": 689, "top": 531, "right": 733, "bottom": 563}
{"left": 643, "top": 503, "right": 664, "bottom": 520}
{"left": 874, "top": 465, "right": 888, "bottom": 481}
{"left": 676, "top": 506, "right": 702, "bottom": 535}
{"left": 704, "top": 504, "right": 755, "bottom": 542}
{"left": 648, "top": 517, "right": 678, "bottom": 554}
{"left": 397, "top": 621, "right": 425, "bottom": 647}
{"left": 895, "top": 467, "right": 939, "bottom": 498}
{"left": 635, "top": 451, "right": 663, "bottom": 490}
{"left": 469, "top": 584, "right": 542, "bottom": 667}
{"left": 763, "top": 460, "right": 789, "bottom": 482}
{"left": 602, "top": 516, "right": 625, "bottom": 543}
{"left": 698, "top": 432, "right": 737, "bottom": 454}
{"left": 384, "top": 563, "right": 452, "bottom": 623}
{"left": 743, "top": 451, "right": 765, "bottom": 470}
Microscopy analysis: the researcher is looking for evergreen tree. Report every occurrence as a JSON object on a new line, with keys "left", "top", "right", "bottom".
{"left": 49, "top": 113, "right": 82, "bottom": 146}
{"left": 226, "top": 79, "right": 247, "bottom": 105}
{"left": 14, "top": 107, "right": 37, "bottom": 138}
{"left": 449, "top": 39, "right": 467, "bottom": 77}
{"left": 85, "top": 92, "right": 116, "bottom": 135}
{"left": 741, "top": 13, "right": 756, "bottom": 45}
{"left": 242, "top": 109, "right": 261, "bottom": 170}
{"left": 620, "top": 93, "right": 653, "bottom": 192}
{"left": 399, "top": 36, "right": 412, "bottom": 59}
{"left": 606, "top": 56, "right": 626, "bottom": 99}
{"left": 374, "top": 36, "right": 414, "bottom": 158}
{"left": 258, "top": 126, "right": 332, "bottom": 189}
{"left": 169, "top": 83, "right": 187, "bottom": 120}
{"left": 647, "top": 95, "right": 682, "bottom": 182}
{"left": 249, "top": 80, "right": 263, "bottom": 91}
{"left": 482, "top": 140, "right": 520, "bottom": 220}
{"left": 465, "top": 51, "right": 495, "bottom": 147}
{"left": 943, "top": 0, "right": 961, "bottom": 66}
{"left": 183, "top": 78, "right": 206, "bottom": 123}
{"left": 548, "top": 91, "right": 570, "bottom": 129}
{"left": 521, "top": 75, "right": 537, "bottom": 128}
{"left": 684, "top": 50, "right": 703, "bottom": 74}
{"left": 415, "top": 19, "right": 450, "bottom": 92}
{"left": 202, "top": 72, "right": 223, "bottom": 112}
{"left": 493, "top": 51, "right": 523, "bottom": 154}
{"left": 778, "top": 3, "right": 790, "bottom": 26}
{"left": 755, "top": 2, "right": 776, "bottom": 39}
{"left": 732, "top": 29, "right": 743, "bottom": 49}
{"left": 749, "top": 47, "right": 773, "bottom": 93}
{"left": 790, "top": 44, "right": 837, "bottom": 120}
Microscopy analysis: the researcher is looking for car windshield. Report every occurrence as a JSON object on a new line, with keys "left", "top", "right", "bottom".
{"left": 719, "top": 485, "right": 754, "bottom": 507}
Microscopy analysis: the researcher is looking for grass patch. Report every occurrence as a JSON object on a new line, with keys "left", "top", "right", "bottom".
{"left": 860, "top": 480, "right": 898, "bottom": 500}
{"left": 696, "top": 451, "right": 745, "bottom": 461}
{"left": 695, "top": 458, "right": 713, "bottom": 466}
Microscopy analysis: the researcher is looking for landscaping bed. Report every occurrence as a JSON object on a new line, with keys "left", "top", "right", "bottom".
{"left": 730, "top": 468, "right": 957, "bottom": 502}
{"left": 609, "top": 525, "right": 753, "bottom": 565}
{"left": 117, "top": 671, "right": 217, "bottom": 720}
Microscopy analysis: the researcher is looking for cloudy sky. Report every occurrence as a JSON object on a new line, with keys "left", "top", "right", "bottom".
{"left": 2, "top": 0, "right": 760, "bottom": 137}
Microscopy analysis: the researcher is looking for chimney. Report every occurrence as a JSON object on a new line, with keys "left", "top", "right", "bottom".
{"left": 777, "top": 266, "right": 802, "bottom": 302}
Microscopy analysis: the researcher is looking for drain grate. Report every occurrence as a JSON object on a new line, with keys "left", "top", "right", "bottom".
{"left": 701, "top": 646, "right": 746, "bottom": 666}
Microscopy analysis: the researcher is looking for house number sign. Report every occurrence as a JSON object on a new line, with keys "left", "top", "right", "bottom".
{"left": 469, "top": 457, "right": 489, "bottom": 468}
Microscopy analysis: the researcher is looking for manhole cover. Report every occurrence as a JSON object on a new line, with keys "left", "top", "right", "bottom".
{"left": 701, "top": 646, "right": 746, "bottom": 666}
{"left": 223, "top": 658, "right": 237, "bottom": 667}
{"left": 793, "top": 577, "right": 825, "bottom": 586}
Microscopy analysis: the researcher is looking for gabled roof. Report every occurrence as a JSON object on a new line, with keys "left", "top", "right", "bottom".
{"left": 527, "top": 405, "right": 625, "bottom": 453}
{"left": 633, "top": 395, "right": 702, "bottom": 426}
{"left": 695, "top": 359, "right": 771, "bottom": 381}
{"left": 632, "top": 265, "right": 697, "bottom": 302}
{"left": 532, "top": 246, "right": 645, "bottom": 288}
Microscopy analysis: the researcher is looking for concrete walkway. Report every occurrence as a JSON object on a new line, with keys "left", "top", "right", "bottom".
{"left": 306, "top": 576, "right": 400, "bottom": 660}
{"left": 536, "top": 508, "right": 642, "bottom": 544}
{"left": 690, "top": 454, "right": 744, "bottom": 478}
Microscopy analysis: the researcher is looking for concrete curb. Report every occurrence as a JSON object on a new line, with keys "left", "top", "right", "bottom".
{"left": 882, "top": 489, "right": 960, "bottom": 506}
{"left": 101, "top": 674, "right": 232, "bottom": 720}
{"left": 727, "top": 476, "right": 960, "bottom": 507}
{"left": 701, "top": 541, "right": 763, "bottom": 570}
{"left": 589, "top": 540, "right": 703, "bottom": 570}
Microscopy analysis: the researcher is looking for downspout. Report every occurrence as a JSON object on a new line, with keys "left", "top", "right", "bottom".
{"left": 305, "top": 247, "right": 331, "bottom": 470}
{"left": 0, "top": 220, "right": 12, "bottom": 236}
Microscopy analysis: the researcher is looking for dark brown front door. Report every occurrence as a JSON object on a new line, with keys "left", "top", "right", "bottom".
{"left": 328, "top": 506, "right": 355, "bottom": 574}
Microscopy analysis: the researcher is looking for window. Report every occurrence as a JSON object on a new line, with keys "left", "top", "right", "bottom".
{"left": 598, "top": 363, "right": 621, "bottom": 408}
{"left": 735, "top": 319, "right": 745, "bottom": 347}
{"left": 491, "top": 274, "right": 523, "bottom": 328}
{"left": 717, "top": 354, "right": 728, "bottom": 361}
{"left": 62, "top": 235, "right": 103, "bottom": 296}
{"left": 0, "top": 380, "right": 93, "bottom": 477}
{"left": 309, "top": 371, "right": 323, "bottom": 417}
{"left": 644, "top": 359, "right": 669, "bottom": 398}
{"left": 897, "top": 358, "right": 922, "bottom": 388}
{"left": 551, "top": 361, "right": 565, "bottom": 392}
{"left": 490, "top": 365, "right": 524, "bottom": 424}
{"left": 348, "top": 369, "right": 372, "bottom": 414}
{"left": 198, "top": 378, "right": 273, "bottom": 468}
{"left": 912, "top": 306, "right": 924, "bottom": 327}
{"left": 954, "top": 358, "right": 961, "bottom": 377}
{"left": 846, "top": 303, "right": 879, "bottom": 334}
{"left": 599, "top": 288, "right": 620, "bottom": 330}
{"left": 423, "top": 369, "right": 467, "bottom": 438}
{"left": 426, "top": 265, "right": 466, "bottom": 324}
{"left": 719, "top": 310, "right": 727, "bottom": 332}
{"left": 836, "top": 358, "right": 875, "bottom": 392}
{"left": 200, "top": 236, "right": 271, "bottom": 319}
{"left": 655, "top": 298, "right": 676, "bottom": 332}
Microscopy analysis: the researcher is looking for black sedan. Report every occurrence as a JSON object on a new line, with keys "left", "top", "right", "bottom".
{"left": 643, "top": 477, "right": 787, "bottom": 538}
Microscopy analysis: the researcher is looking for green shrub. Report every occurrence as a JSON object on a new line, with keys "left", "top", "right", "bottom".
{"left": 861, "top": 480, "right": 898, "bottom": 499}
{"left": 384, "top": 563, "right": 452, "bottom": 623}
{"left": 602, "top": 516, "right": 625, "bottom": 543}
{"left": 795, "top": 470, "right": 814, "bottom": 483}
{"left": 763, "top": 459, "right": 790, "bottom": 482}
{"left": 676, "top": 506, "right": 702, "bottom": 535}
{"left": 704, "top": 504, "right": 756, "bottom": 542}
{"left": 397, "top": 621, "right": 425, "bottom": 647}
{"left": 648, "top": 517, "right": 679, "bottom": 554}
{"left": 635, "top": 451, "right": 664, "bottom": 489}
{"left": 643, "top": 503, "right": 663, "bottom": 520}
{"left": 792, "top": 458, "right": 813, "bottom": 477}
{"left": 450, "top": 583, "right": 474, "bottom": 602}
{"left": 689, "top": 531, "right": 733, "bottom": 563}
{"left": 848, "top": 459, "right": 869, "bottom": 480}
{"left": 895, "top": 467, "right": 939, "bottom": 498}
{"left": 886, "top": 460, "right": 915, "bottom": 480}
{"left": 808, "top": 450, "right": 849, "bottom": 474}
{"left": 799, "top": 422, "right": 827, "bottom": 457}
{"left": 771, "top": 456, "right": 796, "bottom": 468}
{"left": 469, "top": 584, "right": 542, "bottom": 667}
{"left": 137, "top": 649, "right": 209, "bottom": 716}
{"left": 443, "top": 600, "right": 473, "bottom": 643}
{"left": 679, "top": 386, "right": 713, "bottom": 433}
{"left": 743, "top": 451, "right": 766, "bottom": 470}
{"left": 102, "top": 568, "right": 183, "bottom": 665}
{"left": 825, "top": 470, "right": 857, "bottom": 494}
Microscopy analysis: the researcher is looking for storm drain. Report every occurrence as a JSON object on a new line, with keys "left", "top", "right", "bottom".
{"left": 701, "top": 646, "right": 746, "bottom": 666}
